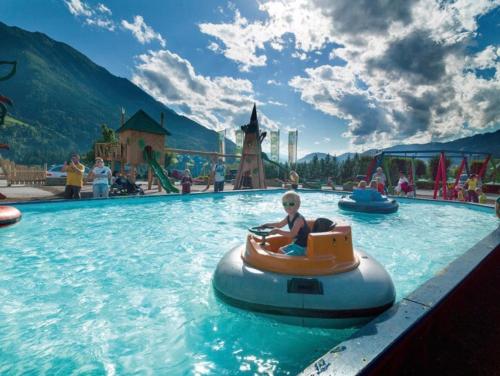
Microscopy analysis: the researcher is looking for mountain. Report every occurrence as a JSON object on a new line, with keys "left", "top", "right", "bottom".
{"left": 298, "top": 150, "right": 376, "bottom": 163}
{"left": 0, "top": 22, "right": 233, "bottom": 164}
{"left": 298, "top": 129, "right": 500, "bottom": 163}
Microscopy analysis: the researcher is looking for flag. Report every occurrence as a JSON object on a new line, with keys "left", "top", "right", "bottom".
{"left": 270, "top": 130, "right": 280, "bottom": 162}
{"left": 218, "top": 129, "right": 226, "bottom": 161}
{"left": 288, "top": 130, "right": 298, "bottom": 166}
{"left": 235, "top": 129, "right": 243, "bottom": 156}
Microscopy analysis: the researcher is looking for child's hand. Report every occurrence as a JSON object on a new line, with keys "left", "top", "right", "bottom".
{"left": 269, "top": 229, "right": 279, "bottom": 235}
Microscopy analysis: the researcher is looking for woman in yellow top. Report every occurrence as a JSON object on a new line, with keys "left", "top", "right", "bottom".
{"left": 465, "top": 173, "right": 479, "bottom": 203}
{"left": 62, "top": 153, "right": 85, "bottom": 199}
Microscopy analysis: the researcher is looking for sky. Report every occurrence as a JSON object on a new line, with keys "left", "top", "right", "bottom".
{"left": 1, "top": 0, "right": 499, "bottom": 158}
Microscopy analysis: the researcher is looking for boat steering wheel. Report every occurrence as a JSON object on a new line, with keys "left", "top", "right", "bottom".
{"left": 248, "top": 226, "right": 273, "bottom": 245}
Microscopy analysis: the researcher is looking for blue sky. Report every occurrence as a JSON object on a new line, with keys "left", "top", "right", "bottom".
{"left": 1, "top": 0, "right": 499, "bottom": 157}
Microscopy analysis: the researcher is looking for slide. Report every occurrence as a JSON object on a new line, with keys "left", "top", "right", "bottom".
{"left": 144, "top": 149, "right": 179, "bottom": 193}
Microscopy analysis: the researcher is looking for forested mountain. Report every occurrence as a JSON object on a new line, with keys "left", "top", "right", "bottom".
{"left": 0, "top": 22, "right": 232, "bottom": 164}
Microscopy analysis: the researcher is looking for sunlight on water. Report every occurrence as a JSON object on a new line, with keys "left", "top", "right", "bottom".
{"left": 0, "top": 191, "right": 496, "bottom": 375}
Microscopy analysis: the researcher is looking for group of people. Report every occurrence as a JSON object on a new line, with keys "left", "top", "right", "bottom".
{"left": 63, "top": 153, "right": 139, "bottom": 199}
{"left": 62, "top": 154, "right": 228, "bottom": 199}
{"left": 451, "top": 173, "right": 487, "bottom": 203}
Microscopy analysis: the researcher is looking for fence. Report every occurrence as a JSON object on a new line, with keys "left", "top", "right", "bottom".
{"left": 0, "top": 159, "right": 46, "bottom": 186}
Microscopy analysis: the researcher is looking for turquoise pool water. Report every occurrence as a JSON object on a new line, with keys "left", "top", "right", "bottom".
{"left": 0, "top": 191, "right": 497, "bottom": 375}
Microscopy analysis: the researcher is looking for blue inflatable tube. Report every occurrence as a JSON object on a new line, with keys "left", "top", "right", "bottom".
{"left": 338, "top": 189, "right": 399, "bottom": 214}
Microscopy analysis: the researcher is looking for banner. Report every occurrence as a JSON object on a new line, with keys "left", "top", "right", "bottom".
{"left": 218, "top": 129, "right": 226, "bottom": 161}
{"left": 288, "top": 130, "right": 298, "bottom": 166}
{"left": 270, "top": 130, "right": 280, "bottom": 162}
{"left": 235, "top": 129, "right": 244, "bottom": 156}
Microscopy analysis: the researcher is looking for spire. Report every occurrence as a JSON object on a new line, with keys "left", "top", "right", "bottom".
{"left": 250, "top": 103, "right": 258, "bottom": 125}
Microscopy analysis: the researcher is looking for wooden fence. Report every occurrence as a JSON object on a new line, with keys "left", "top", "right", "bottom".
{"left": 0, "top": 159, "right": 46, "bottom": 185}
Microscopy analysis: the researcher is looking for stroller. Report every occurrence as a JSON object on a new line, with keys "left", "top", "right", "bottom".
{"left": 110, "top": 176, "right": 145, "bottom": 196}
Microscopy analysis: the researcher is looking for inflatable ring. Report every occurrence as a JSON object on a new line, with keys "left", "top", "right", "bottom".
{"left": 0, "top": 206, "right": 22, "bottom": 227}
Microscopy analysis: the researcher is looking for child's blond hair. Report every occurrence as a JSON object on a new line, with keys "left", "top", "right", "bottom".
{"left": 282, "top": 191, "right": 301, "bottom": 205}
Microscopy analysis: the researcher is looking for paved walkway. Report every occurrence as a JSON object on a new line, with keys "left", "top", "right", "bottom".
{"left": 1, "top": 181, "right": 498, "bottom": 204}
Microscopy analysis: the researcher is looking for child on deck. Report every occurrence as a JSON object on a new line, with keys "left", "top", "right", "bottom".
{"left": 261, "top": 191, "right": 310, "bottom": 256}
{"left": 181, "top": 169, "right": 193, "bottom": 194}
{"left": 477, "top": 188, "right": 487, "bottom": 204}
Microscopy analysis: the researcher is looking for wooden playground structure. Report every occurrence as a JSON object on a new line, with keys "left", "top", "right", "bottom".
{"left": 95, "top": 104, "right": 268, "bottom": 192}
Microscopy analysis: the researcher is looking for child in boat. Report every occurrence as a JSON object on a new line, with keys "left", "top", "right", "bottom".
{"left": 261, "top": 191, "right": 310, "bottom": 256}
{"left": 181, "top": 169, "right": 193, "bottom": 194}
{"left": 357, "top": 180, "right": 367, "bottom": 189}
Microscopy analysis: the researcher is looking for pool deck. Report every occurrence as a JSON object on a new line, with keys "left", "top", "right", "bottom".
{"left": 0, "top": 181, "right": 498, "bottom": 204}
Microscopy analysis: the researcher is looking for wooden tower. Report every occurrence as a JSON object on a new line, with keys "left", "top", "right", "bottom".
{"left": 234, "top": 104, "right": 266, "bottom": 189}
{"left": 116, "top": 109, "right": 170, "bottom": 188}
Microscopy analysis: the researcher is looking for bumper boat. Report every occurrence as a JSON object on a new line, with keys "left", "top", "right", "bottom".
{"left": 213, "top": 219, "right": 395, "bottom": 328}
{"left": 0, "top": 206, "right": 21, "bottom": 227}
{"left": 339, "top": 188, "right": 398, "bottom": 214}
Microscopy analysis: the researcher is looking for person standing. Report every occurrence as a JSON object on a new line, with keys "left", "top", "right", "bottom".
{"left": 289, "top": 170, "right": 299, "bottom": 189}
{"left": 213, "top": 158, "right": 225, "bottom": 193}
{"left": 465, "top": 173, "right": 479, "bottom": 203}
{"left": 88, "top": 157, "right": 112, "bottom": 198}
{"left": 372, "top": 167, "right": 387, "bottom": 194}
{"left": 62, "top": 153, "right": 85, "bottom": 199}
{"left": 181, "top": 169, "right": 193, "bottom": 194}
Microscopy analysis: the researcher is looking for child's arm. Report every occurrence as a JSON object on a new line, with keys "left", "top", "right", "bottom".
{"left": 261, "top": 217, "right": 287, "bottom": 229}
{"left": 270, "top": 217, "right": 304, "bottom": 238}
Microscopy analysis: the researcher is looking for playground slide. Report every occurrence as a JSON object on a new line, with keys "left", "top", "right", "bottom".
{"left": 144, "top": 151, "right": 179, "bottom": 193}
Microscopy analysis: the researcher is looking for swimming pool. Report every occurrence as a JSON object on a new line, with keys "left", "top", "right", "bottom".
{"left": 0, "top": 191, "right": 496, "bottom": 375}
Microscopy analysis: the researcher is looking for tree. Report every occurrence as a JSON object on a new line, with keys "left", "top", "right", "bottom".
{"left": 83, "top": 124, "right": 116, "bottom": 164}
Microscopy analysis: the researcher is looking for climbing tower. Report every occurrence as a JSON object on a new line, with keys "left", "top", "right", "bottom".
{"left": 233, "top": 104, "right": 266, "bottom": 189}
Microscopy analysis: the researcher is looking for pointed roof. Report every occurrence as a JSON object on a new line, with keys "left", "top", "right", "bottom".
{"left": 250, "top": 103, "right": 258, "bottom": 124}
{"left": 116, "top": 109, "right": 171, "bottom": 136}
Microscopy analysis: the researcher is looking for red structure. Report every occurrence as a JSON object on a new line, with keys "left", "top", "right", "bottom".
{"left": 366, "top": 150, "right": 494, "bottom": 200}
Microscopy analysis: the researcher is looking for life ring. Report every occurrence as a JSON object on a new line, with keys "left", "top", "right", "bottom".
{"left": 0, "top": 206, "right": 22, "bottom": 227}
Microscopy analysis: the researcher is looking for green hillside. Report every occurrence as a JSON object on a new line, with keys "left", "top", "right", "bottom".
{"left": 0, "top": 22, "right": 231, "bottom": 164}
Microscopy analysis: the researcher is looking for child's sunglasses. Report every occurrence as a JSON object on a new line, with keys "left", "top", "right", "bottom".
{"left": 282, "top": 201, "right": 295, "bottom": 207}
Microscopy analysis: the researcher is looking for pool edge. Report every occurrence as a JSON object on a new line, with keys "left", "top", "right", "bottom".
{"left": 298, "top": 225, "right": 500, "bottom": 376}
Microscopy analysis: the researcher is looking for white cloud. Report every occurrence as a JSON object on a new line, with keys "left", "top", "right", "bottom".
{"left": 131, "top": 49, "right": 279, "bottom": 132}
{"left": 268, "top": 100, "right": 286, "bottom": 106}
{"left": 267, "top": 79, "right": 281, "bottom": 86}
{"left": 208, "top": 42, "right": 222, "bottom": 53}
{"left": 64, "top": 0, "right": 116, "bottom": 31}
{"left": 85, "top": 17, "right": 115, "bottom": 31}
{"left": 121, "top": 15, "right": 166, "bottom": 47}
{"left": 199, "top": 2, "right": 333, "bottom": 71}
{"left": 97, "top": 3, "right": 112, "bottom": 15}
{"left": 64, "top": 0, "right": 92, "bottom": 17}
{"left": 197, "top": 0, "right": 500, "bottom": 149}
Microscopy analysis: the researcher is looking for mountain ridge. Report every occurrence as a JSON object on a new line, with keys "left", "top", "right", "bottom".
{"left": 298, "top": 129, "right": 500, "bottom": 163}
{"left": 0, "top": 21, "right": 233, "bottom": 164}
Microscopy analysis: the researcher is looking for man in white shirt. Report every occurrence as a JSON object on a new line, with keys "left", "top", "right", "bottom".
{"left": 88, "top": 157, "right": 112, "bottom": 198}
{"left": 213, "top": 158, "right": 225, "bottom": 192}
